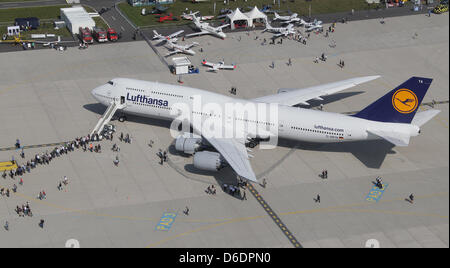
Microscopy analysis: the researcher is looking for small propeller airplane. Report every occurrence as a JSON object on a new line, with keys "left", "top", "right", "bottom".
{"left": 302, "top": 19, "right": 323, "bottom": 32}
{"left": 41, "top": 36, "right": 76, "bottom": 47}
{"left": 164, "top": 39, "right": 198, "bottom": 56}
{"left": 201, "top": 59, "right": 236, "bottom": 72}
{"left": 152, "top": 30, "right": 184, "bottom": 44}
{"left": 0, "top": 34, "right": 36, "bottom": 45}
{"left": 1, "top": 34, "right": 74, "bottom": 47}
{"left": 273, "top": 12, "right": 301, "bottom": 24}
{"left": 263, "top": 20, "right": 296, "bottom": 38}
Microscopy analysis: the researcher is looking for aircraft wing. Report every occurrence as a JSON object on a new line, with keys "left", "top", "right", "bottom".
{"left": 251, "top": 76, "right": 380, "bottom": 106}
{"left": 204, "top": 136, "right": 257, "bottom": 182}
{"left": 165, "top": 49, "right": 181, "bottom": 56}
{"left": 208, "top": 65, "right": 219, "bottom": 72}
{"left": 169, "top": 30, "right": 184, "bottom": 38}
{"left": 185, "top": 31, "right": 209, "bottom": 37}
{"left": 273, "top": 32, "right": 284, "bottom": 38}
{"left": 201, "top": 60, "right": 214, "bottom": 68}
{"left": 186, "top": 42, "right": 198, "bottom": 49}
{"left": 219, "top": 64, "right": 236, "bottom": 70}
{"left": 218, "top": 24, "right": 230, "bottom": 29}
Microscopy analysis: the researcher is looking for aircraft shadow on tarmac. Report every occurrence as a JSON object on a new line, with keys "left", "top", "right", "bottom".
{"left": 184, "top": 164, "right": 244, "bottom": 199}
{"left": 277, "top": 138, "right": 396, "bottom": 169}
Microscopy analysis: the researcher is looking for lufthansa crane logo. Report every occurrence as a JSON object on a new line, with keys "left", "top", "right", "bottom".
{"left": 392, "top": 89, "right": 418, "bottom": 114}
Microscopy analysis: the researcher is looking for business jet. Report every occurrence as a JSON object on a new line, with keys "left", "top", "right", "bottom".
{"left": 163, "top": 39, "right": 198, "bottom": 56}
{"left": 201, "top": 59, "right": 236, "bottom": 72}
{"left": 91, "top": 76, "right": 439, "bottom": 182}
{"left": 263, "top": 21, "right": 296, "bottom": 37}
{"left": 185, "top": 12, "right": 229, "bottom": 39}
{"left": 152, "top": 30, "right": 184, "bottom": 44}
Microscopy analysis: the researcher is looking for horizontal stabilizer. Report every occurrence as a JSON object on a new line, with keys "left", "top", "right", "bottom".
{"left": 411, "top": 109, "right": 441, "bottom": 127}
{"left": 367, "top": 129, "right": 410, "bottom": 147}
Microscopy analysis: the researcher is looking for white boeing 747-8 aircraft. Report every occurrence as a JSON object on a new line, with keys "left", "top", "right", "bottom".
{"left": 91, "top": 76, "right": 439, "bottom": 182}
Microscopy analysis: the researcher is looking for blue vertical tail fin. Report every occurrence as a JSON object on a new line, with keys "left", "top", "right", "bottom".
{"left": 352, "top": 77, "right": 432, "bottom": 123}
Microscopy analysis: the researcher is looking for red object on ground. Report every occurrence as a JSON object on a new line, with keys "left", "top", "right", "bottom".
{"left": 93, "top": 27, "right": 108, "bottom": 42}
{"left": 79, "top": 27, "right": 93, "bottom": 44}
{"left": 107, "top": 28, "right": 118, "bottom": 42}
{"left": 158, "top": 13, "right": 177, "bottom": 23}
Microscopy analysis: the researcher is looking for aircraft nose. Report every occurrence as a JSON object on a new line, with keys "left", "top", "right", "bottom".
{"left": 91, "top": 85, "right": 107, "bottom": 101}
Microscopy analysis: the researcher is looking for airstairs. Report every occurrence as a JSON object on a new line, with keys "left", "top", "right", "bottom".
{"left": 91, "top": 98, "right": 126, "bottom": 136}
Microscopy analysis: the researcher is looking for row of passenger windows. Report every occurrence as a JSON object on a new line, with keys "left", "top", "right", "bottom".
{"left": 291, "top": 126, "right": 342, "bottom": 136}
{"left": 192, "top": 111, "right": 275, "bottom": 126}
{"left": 236, "top": 118, "right": 275, "bottom": 126}
{"left": 151, "top": 91, "right": 183, "bottom": 98}
{"left": 126, "top": 87, "right": 144, "bottom": 92}
{"left": 132, "top": 101, "right": 171, "bottom": 110}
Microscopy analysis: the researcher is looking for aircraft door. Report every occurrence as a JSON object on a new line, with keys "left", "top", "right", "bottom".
{"left": 120, "top": 96, "right": 125, "bottom": 104}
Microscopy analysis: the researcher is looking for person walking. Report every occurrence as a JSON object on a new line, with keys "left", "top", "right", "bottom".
{"left": 315, "top": 194, "right": 321, "bottom": 203}
{"left": 4, "top": 220, "right": 8, "bottom": 231}
{"left": 409, "top": 194, "right": 414, "bottom": 203}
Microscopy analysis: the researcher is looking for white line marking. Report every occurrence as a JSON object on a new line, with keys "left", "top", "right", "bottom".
{"left": 111, "top": 16, "right": 116, "bottom": 21}
{"left": 120, "top": 26, "right": 125, "bottom": 32}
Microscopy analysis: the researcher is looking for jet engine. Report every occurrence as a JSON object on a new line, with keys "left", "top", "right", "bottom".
{"left": 175, "top": 133, "right": 202, "bottom": 155}
{"left": 193, "top": 151, "right": 223, "bottom": 171}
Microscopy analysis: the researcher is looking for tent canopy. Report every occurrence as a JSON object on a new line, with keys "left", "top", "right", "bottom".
{"left": 227, "top": 8, "right": 250, "bottom": 22}
{"left": 227, "top": 8, "right": 251, "bottom": 29}
{"left": 244, "top": 6, "right": 267, "bottom": 21}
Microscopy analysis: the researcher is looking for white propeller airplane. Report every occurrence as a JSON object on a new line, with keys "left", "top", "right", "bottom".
{"left": 41, "top": 36, "right": 76, "bottom": 47}
{"left": 273, "top": 12, "right": 301, "bottom": 24}
{"left": 263, "top": 20, "right": 296, "bottom": 37}
{"left": 91, "top": 76, "right": 439, "bottom": 183}
{"left": 201, "top": 59, "right": 236, "bottom": 72}
{"left": 185, "top": 12, "right": 229, "bottom": 39}
{"left": 152, "top": 30, "right": 184, "bottom": 44}
{"left": 163, "top": 39, "right": 198, "bottom": 56}
{"left": 303, "top": 19, "right": 323, "bottom": 32}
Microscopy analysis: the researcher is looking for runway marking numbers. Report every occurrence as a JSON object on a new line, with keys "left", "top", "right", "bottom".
{"left": 366, "top": 183, "right": 389, "bottom": 203}
{"left": 155, "top": 212, "right": 177, "bottom": 231}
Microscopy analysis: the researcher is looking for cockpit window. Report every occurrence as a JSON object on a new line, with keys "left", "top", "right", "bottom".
{"left": 107, "top": 81, "right": 114, "bottom": 85}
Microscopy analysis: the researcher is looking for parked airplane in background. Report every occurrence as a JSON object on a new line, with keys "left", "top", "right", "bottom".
{"left": 0, "top": 34, "right": 73, "bottom": 46}
{"left": 201, "top": 59, "right": 236, "bottom": 72}
{"left": 263, "top": 21, "right": 296, "bottom": 37}
{"left": 152, "top": 30, "right": 184, "bottom": 44}
{"left": 163, "top": 39, "right": 198, "bottom": 56}
{"left": 273, "top": 12, "right": 301, "bottom": 24}
{"left": 42, "top": 36, "right": 75, "bottom": 47}
{"left": 91, "top": 76, "right": 439, "bottom": 182}
{"left": 303, "top": 19, "right": 323, "bottom": 32}
{"left": 182, "top": 12, "right": 214, "bottom": 20}
{"left": 185, "top": 12, "right": 229, "bottom": 39}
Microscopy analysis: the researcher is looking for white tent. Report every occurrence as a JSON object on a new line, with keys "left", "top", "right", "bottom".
{"left": 60, "top": 6, "right": 96, "bottom": 34}
{"left": 227, "top": 8, "right": 251, "bottom": 30}
{"left": 244, "top": 6, "right": 267, "bottom": 27}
